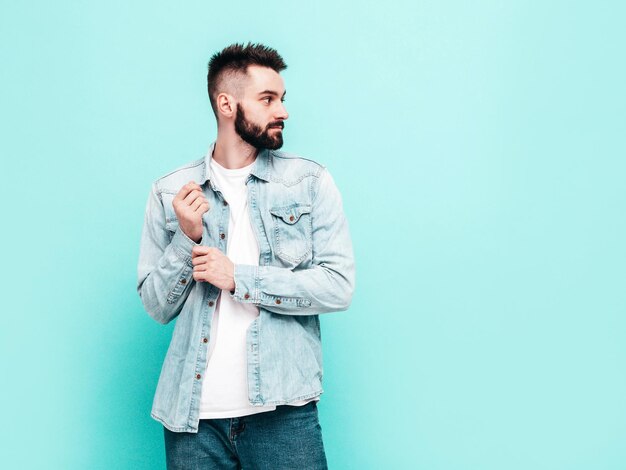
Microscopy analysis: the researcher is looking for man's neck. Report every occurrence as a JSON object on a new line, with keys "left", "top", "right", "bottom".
{"left": 212, "top": 131, "right": 259, "bottom": 169}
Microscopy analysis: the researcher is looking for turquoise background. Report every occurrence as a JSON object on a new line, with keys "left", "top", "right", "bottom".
{"left": 2, "top": 1, "right": 625, "bottom": 468}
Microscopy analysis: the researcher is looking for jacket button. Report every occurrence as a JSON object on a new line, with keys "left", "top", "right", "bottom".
{"left": 208, "top": 301, "right": 214, "bottom": 307}
{"left": 223, "top": 201, "right": 228, "bottom": 206}
{"left": 289, "top": 215, "right": 295, "bottom": 222}
{"left": 220, "top": 233, "right": 225, "bottom": 239}
{"left": 180, "top": 278, "right": 187, "bottom": 285}
{"left": 196, "top": 374, "right": 201, "bottom": 379}
{"left": 275, "top": 299, "right": 282, "bottom": 305}
{"left": 244, "top": 293, "right": 250, "bottom": 300}
{"left": 203, "top": 338, "right": 208, "bottom": 343}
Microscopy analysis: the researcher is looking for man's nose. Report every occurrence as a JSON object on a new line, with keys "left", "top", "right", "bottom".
{"left": 276, "top": 102, "right": 289, "bottom": 120}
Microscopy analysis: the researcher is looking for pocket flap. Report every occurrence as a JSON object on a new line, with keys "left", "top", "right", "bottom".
{"left": 269, "top": 204, "right": 312, "bottom": 225}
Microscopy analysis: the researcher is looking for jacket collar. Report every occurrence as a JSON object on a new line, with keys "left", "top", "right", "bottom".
{"left": 203, "top": 141, "right": 271, "bottom": 184}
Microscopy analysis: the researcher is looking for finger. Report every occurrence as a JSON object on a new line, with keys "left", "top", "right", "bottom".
{"left": 182, "top": 189, "right": 202, "bottom": 204}
{"left": 195, "top": 202, "right": 210, "bottom": 214}
{"left": 211, "top": 247, "right": 226, "bottom": 256}
{"left": 204, "top": 247, "right": 220, "bottom": 260}
{"left": 190, "top": 197, "right": 207, "bottom": 212}
{"left": 193, "top": 271, "right": 205, "bottom": 282}
{"left": 175, "top": 181, "right": 202, "bottom": 201}
{"left": 192, "top": 245, "right": 211, "bottom": 257}
{"left": 183, "top": 189, "right": 205, "bottom": 206}
{"left": 192, "top": 255, "right": 208, "bottom": 266}
{"left": 209, "top": 247, "right": 227, "bottom": 261}
{"left": 174, "top": 182, "right": 195, "bottom": 202}
{"left": 193, "top": 264, "right": 208, "bottom": 273}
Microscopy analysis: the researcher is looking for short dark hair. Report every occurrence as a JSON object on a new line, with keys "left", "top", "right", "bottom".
{"left": 207, "top": 42, "right": 287, "bottom": 118}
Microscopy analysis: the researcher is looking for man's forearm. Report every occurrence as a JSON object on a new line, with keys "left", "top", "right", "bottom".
{"left": 137, "top": 226, "right": 198, "bottom": 324}
{"left": 230, "top": 261, "right": 355, "bottom": 315}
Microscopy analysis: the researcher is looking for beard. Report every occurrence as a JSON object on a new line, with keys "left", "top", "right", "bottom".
{"left": 234, "top": 103, "right": 284, "bottom": 150}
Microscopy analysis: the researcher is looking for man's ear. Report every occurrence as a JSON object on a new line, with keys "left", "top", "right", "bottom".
{"left": 216, "top": 93, "right": 235, "bottom": 119}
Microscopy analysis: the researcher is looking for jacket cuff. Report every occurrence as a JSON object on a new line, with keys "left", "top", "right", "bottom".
{"left": 170, "top": 226, "right": 199, "bottom": 267}
{"left": 231, "top": 264, "right": 259, "bottom": 303}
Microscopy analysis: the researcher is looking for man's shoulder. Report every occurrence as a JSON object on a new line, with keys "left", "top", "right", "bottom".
{"left": 269, "top": 150, "right": 326, "bottom": 181}
{"left": 153, "top": 157, "right": 205, "bottom": 193}
{"left": 271, "top": 149, "right": 324, "bottom": 167}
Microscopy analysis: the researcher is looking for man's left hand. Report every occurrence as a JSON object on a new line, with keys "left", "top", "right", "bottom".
{"left": 192, "top": 246, "right": 235, "bottom": 291}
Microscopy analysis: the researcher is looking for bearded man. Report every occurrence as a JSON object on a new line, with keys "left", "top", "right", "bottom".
{"left": 137, "top": 42, "right": 355, "bottom": 469}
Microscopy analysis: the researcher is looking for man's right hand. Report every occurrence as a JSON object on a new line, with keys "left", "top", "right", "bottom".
{"left": 173, "top": 181, "right": 210, "bottom": 243}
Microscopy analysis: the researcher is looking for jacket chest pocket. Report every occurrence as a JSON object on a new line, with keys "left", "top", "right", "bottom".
{"left": 269, "top": 204, "right": 312, "bottom": 265}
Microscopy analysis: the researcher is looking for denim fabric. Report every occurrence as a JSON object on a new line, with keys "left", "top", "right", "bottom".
{"left": 137, "top": 142, "right": 355, "bottom": 432}
{"left": 163, "top": 402, "right": 328, "bottom": 469}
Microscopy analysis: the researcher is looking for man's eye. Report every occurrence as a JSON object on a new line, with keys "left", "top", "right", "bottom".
{"left": 263, "top": 97, "right": 271, "bottom": 103}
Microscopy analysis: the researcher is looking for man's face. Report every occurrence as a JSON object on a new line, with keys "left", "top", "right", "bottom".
{"left": 234, "top": 65, "right": 288, "bottom": 150}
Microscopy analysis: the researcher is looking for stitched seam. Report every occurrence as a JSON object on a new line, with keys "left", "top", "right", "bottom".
{"left": 258, "top": 391, "right": 323, "bottom": 406}
{"left": 269, "top": 172, "right": 318, "bottom": 186}
{"left": 151, "top": 412, "right": 196, "bottom": 433}
{"left": 166, "top": 265, "right": 190, "bottom": 304}
{"left": 172, "top": 244, "right": 193, "bottom": 266}
{"left": 155, "top": 157, "right": 204, "bottom": 182}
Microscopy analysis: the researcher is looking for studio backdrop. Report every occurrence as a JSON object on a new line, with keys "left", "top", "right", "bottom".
{"left": 1, "top": 1, "right": 625, "bottom": 469}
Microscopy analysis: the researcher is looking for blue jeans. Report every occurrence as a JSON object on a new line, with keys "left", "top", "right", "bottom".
{"left": 163, "top": 402, "right": 328, "bottom": 469}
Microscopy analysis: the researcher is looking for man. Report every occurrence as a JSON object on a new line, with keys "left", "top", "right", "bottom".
{"left": 137, "top": 42, "right": 355, "bottom": 469}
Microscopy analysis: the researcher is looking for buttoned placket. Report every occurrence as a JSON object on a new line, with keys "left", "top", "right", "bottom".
{"left": 191, "top": 180, "right": 230, "bottom": 420}
{"left": 244, "top": 174, "right": 263, "bottom": 404}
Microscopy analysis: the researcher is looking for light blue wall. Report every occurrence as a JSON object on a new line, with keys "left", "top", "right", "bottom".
{"left": 2, "top": 1, "right": 625, "bottom": 468}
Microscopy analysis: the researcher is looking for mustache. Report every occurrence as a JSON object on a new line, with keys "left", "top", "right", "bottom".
{"left": 267, "top": 121, "right": 284, "bottom": 130}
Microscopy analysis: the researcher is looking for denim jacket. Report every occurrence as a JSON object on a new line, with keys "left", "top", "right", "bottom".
{"left": 137, "top": 142, "right": 355, "bottom": 432}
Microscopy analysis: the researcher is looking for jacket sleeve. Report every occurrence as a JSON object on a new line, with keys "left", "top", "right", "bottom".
{"left": 230, "top": 168, "right": 355, "bottom": 315}
{"left": 137, "top": 183, "right": 198, "bottom": 324}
